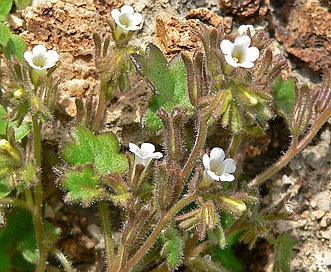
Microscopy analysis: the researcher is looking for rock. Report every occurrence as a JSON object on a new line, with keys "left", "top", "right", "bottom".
{"left": 218, "top": 0, "right": 270, "bottom": 18}
{"left": 155, "top": 10, "right": 232, "bottom": 60}
{"left": 320, "top": 227, "right": 331, "bottom": 239}
{"left": 273, "top": 0, "right": 331, "bottom": 72}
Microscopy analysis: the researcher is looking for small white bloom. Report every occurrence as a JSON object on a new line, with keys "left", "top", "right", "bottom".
{"left": 129, "top": 142, "right": 163, "bottom": 168}
{"left": 202, "top": 147, "right": 236, "bottom": 182}
{"left": 285, "top": 204, "right": 294, "bottom": 213}
{"left": 111, "top": 5, "right": 143, "bottom": 32}
{"left": 238, "top": 25, "right": 256, "bottom": 36}
{"left": 24, "top": 44, "right": 59, "bottom": 71}
{"left": 220, "top": 35, "right": 259, "bottom": 68}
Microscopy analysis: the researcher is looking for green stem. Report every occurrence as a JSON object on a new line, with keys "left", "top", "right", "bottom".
{"left": 121, "top": 194, "right": 196, "bottom": 272}
{"left": 186, "top": 240, "right": 212, "bottom": 258}
{"left": 52, "top": 249, "right": 74, "bottom": 272}
{"left": 111, "top": 244, "right": 127, "bottom": 272}
{"left": 248, "top": 105, "right": 331, "bottom": 187}
{"left": 98, "top": 200, "right": 115, "bottom": 271}
{"left": 31, "top": 115, "right": 47, "bottom": 272}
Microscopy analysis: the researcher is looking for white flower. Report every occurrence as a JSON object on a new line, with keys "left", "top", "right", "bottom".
{"left": 220, "top": 35, "right": 259, "bottom": 68}
{"left": 129, "top": 142, "right": 163, "bottom": 168}
{"left": 202, "top": 147, "right": 236, "bottom": 183}
{"left": 111, "top": 5, "right": 143, "bottom": 32}
{"left": 238, "top": 25, "right": 256, "bottom": 36}
{"left": 24, "top": 44, "right": 59, "bottom": 71}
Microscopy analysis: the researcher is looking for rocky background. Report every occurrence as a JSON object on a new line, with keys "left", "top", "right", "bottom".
{"left": 8, "top": 0, "right": 331, "bottom": 270}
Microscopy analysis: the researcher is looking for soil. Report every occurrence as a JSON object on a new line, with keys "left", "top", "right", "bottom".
{"left": 6, "top": 0, "right": 331, "bottom": 271}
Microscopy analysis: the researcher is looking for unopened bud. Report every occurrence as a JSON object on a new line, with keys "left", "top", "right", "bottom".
{"left": 218, "top": 194, "right": 246, "bottom": 216}
{"left": 0, "top": 139, "right": 21, "bottom": 162}
{"left": 13, "top": 88, "right": 26, "bottom": 99}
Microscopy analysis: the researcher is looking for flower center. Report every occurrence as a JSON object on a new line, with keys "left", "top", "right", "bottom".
{"left": 32, "top": 54, "right": 47, "bottom": 68}
{"left": 232, "top": 51, "right": 243, "bottom": 64}
{"left": 119, "top": 14, "right": 131, "bottom": 27}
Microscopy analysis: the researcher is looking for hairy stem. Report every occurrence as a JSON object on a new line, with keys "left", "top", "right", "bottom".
{"left": 121, "top": 194, "right": 196, "bottom": 272}
{"left": 52, "top": 249, "right": 74, "bottom": 272}
{"left": 111, "top": 244, "right": 127, "bottom": 272}
{"left": 31, "top": 115, "right": 48, "bottom": 272}
{"left": 186, "top": 240, "right": 212, "bottom": 258}
{"left": 98, "top": 200, "right": 115, "bottom": 271}
{"left": 91, "top": 74, "right": 107, "bottom": 132}
{"left": 249, "top": 105, "right": 331, "bottom": 187}
{"left": 180, "top": 112, "right": 207, "bottom": 181}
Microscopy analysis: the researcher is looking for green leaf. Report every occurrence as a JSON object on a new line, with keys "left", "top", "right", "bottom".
{"left": 0, "top": 178, "right": 11, "bottom": 197}
{"left": 0, "top": 104, "right": 31, "bottom": 141}
{"left": 0, "top": 208, "right": 37, "bottom": 271}
{"left": 161, "top": 228, "right": 184, "bottom": 269}
{"left": 3, "top": 34, "right": 27, "bottom": 62}
{"left": 0, "top": 0, "right": 12, "bottom": 21}
{"left": 272, "top": 231, "right": 298, "bottom": 272}
{"left": 0, "top": 22, "right": 10, "bottom": 46}
{"left": 131, "top": 44, "right": 194, "bottom": 131}
{"left": 11, "top": 121, "right": 31, "bottom": 141}
{"left": 14, "top": 0, "right": 31, "bottom": 10}
{"left": 207, "top": 224, "right": 226, "bottom": 249}
{"left": 272, "top": 76, "right": 296, "bottom": 121}
{"left": 60, "top": 126, "right": 127, "bottom": 175}
{"left": 60, "top": 165, "right": 106, "bottom": 206}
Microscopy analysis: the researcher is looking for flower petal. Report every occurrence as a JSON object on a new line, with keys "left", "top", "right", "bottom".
{"left": 32, "top": 44, "right": 47, "bottom": 55}
{"left": 245, "top": 46, "right": 259, "bottom": 62}
{"left": 140, "top": 143, "right": 156, "bottom": 154}
{"left": 129, "top": 142, "right": 140, "bottom": 155}
{"left": 209, "top": 147, "right": 226, "bottom": 173}
{"left": 202, "top": 153, "right": 211, "bottom": 170}
{"left": 210, "top": 147, "right": 225, "bottom": 162}
{"left": 129, "top": 13, "right": 143, "bottom": 27}
{"left": 238, "top": 61, "right": 254, "bottom": 68}
{"left": 234, "top": 35, "right": 251, "bottom": 48}
{"left": 220, "top": 39, "right": 235, "bottom": 55}
{"left": 151, "top": 152, "right": 163, "bottom": 159}
{"left": 219, "top": 173, "right": 235, "bottom": 182}
{"left": 45, "top": 50, "right": 59, "bottom": 63}
{"left": 24, "top": 51, "right": 33, "bottom": 63}
{"left": 120, "top": 5, "right": 134, "bottom": 14}
{"left": 238, "top": 25, "right": 255, "bottom": 36}
{"left": 223, "top": 158, "right": 236, "bottom": 173}
{"left": 111, "top": 9, "right": 121, "bottom": 20}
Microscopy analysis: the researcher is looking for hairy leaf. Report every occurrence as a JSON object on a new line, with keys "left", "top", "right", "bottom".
{"left": 60, "top": 126, "right": 127, "bottom": 175}
{"left": 272, "top": 231, "right": 298, "bottom": 272}
{"left": 60, "top": 165, "right": 105, "bottom": 207}
{"left": 272, "top": 76, "right": 296, "bottom": 121}
{"left": 131, "top": 44, "right": 193, "bottom": 131}
{"left": 161, "top": 228, "right": 184, "bottom": 269}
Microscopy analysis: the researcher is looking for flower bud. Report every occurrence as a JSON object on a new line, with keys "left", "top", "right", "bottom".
{"left": 0, "top": 139, "right": 21, "bottom": 162}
